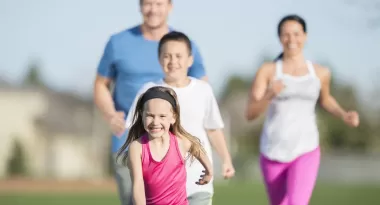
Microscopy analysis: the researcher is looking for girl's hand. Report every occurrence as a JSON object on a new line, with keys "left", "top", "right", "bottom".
{"left": 196, "top": 170, "right": 213, "bottom": 185}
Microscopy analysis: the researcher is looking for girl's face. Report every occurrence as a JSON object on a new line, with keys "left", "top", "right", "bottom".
{"left": 142, "top": 98, "right": 176, "bottom": 138}
{"left": 159, "top": 40, "right": 193, "bottom": 81}
{"left": 279, "top": 20, "right": 307, "bottom": 57}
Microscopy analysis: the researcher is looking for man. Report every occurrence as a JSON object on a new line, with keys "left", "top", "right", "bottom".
{"left": 93, "top": 0, "right": 207, "bottom": 204}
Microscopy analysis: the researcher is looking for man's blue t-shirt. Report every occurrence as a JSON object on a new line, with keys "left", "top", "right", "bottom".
{"left": 97, "top": 25, "right": 206, "bottom": 153}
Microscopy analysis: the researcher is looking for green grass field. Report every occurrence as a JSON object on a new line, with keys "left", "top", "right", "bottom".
{"left": 1, "top": 182, "right": 379, "bottom": 205}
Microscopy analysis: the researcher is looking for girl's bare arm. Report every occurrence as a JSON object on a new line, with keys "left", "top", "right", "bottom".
{"left": 128, "top": 141, "right": 146, "bottom": 205}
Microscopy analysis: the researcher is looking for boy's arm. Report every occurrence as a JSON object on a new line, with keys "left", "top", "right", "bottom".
{"left": 128, "top": 141, "right": 146, "bottom": 205}
{"left": 206, "top": 129, "right": 232, "bottom": 165}
{"left": 203, "top": 84, "right": 233, "bottom": 165}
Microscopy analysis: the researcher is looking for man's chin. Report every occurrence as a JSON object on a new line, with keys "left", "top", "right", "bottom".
{"left": 144, "top": 21, "right": 167, "bottom": 30}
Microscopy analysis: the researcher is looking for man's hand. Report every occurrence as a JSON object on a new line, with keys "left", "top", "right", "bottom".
{"left": 107, "top": 111, "right": 126, "bottom": 137}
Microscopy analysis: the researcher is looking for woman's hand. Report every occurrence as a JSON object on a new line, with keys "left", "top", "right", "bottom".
{"left": 343, "top": 111, "right": 360, "bottom": 127}
{"left": 266, "top": 80, "right": 285, "bottom": 99}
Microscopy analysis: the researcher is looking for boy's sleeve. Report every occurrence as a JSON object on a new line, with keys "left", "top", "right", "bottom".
{"left": 97, "top": 37, "right": 116, "bottom": 79}
{"left": 187, "top": 41, "right": 206, "bottom": 79}
{"left": 204, "top": 84, "right": 225, "bottom": 129}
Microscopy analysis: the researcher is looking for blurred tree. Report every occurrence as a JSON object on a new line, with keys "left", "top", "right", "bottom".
{"left": 23, "top": 60, "right": 45, "bottom": 87}
{"left": 6, "top": 139, "right": 27, "bottom": 177}
{"left": 221, "top": 53, "right": 274, "bottom": 101}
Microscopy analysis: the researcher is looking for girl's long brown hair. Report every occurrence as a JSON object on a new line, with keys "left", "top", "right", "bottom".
{"left": 116, "top": 86, "right": 206, "bottom": 165}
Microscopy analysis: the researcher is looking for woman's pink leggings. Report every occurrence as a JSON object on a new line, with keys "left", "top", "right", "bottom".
{"left": 260, "top": 147, "right": 320, "bottom": 205}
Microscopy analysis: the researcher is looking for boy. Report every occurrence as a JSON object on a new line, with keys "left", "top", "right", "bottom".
{"left": 125, "top": 31, "right": 235, "bottom": 205}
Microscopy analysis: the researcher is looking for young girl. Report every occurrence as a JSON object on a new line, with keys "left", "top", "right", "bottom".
{"left": 117, "top": 86, "right": 213, "bottom": 205}
{"left": 125, "top": 31, "right": 235, "bottom": 205}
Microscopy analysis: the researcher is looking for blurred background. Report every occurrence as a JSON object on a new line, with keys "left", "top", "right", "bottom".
{"left": 1, "top": 0, "right": 380, "bottom": 204}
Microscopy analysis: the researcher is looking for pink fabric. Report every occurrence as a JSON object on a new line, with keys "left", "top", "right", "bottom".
{"left": 260, "top": 147, "right": 320, "bottom": 205}
{"left": 141, "top": 132, "right": 188, "bottom": 205}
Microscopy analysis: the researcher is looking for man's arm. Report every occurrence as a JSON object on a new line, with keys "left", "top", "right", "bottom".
{"left": 188, "top": 41, "right": 207, "bottom": 81}
{"left": 93, "top": 37, "right": 126, "bottom": 135}
{"left": 94, "top": 37, "right": 117, "bottom": 119}
{"left": 94, "top": 75, "right": 116, "bottom": 120}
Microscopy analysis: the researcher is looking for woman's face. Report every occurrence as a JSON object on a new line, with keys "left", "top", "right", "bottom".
{"left": 279, "top": 20, "right": 307, "bottom": 57}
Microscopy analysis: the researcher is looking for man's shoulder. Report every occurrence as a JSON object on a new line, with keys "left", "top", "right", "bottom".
{"left": 109, "top": 25, "right": 141, "bottom": 42}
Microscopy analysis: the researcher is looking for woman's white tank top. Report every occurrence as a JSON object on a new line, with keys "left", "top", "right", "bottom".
{"left": 260, "top": 60, "right": 321, "bottom": 162}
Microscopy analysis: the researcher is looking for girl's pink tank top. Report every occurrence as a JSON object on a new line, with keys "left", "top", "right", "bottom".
{"left": 141, "top": 132, "right": 188, "bottom": 205}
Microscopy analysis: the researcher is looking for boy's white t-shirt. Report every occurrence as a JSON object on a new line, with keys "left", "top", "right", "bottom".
{"left": 125, "top": 77, "right": 224, "bottom": 196}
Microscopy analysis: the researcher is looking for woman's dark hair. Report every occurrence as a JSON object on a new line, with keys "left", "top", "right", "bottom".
{"left": 158, "top": 31, "right": 192, "bottom": 57}
{"left": 274, "top": 14, "right": 307, "bottom": 61}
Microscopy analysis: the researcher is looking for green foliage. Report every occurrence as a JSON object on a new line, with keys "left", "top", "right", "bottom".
{"left": 23, "top": 60, "right": 44, "bottom": 87}
{"left": 220, "top": 53, "right": 274, "bottom": 102}
{"left": 6, "top": 139, "right": 27, "bottom": 176}
{"left": 220, "top": 75, "right": 251, "bottom": 101}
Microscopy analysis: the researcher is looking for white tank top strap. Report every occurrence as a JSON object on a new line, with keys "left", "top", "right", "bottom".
{"left": 306, "top": 60, "right": 317, "bottom": 77}
{"left": 275, "top": 60, "right": 283, "bottom": 79}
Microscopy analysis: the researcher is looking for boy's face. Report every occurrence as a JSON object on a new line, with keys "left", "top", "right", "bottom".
{"left": 159, "top": 41, "right": 193, "bottom": 81}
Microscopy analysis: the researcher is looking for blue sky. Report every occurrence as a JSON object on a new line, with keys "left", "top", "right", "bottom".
{"left": 1, "top": 0, "right": 379, "bottom": 98}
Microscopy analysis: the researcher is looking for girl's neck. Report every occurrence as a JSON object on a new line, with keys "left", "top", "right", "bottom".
{"left": 163, "top": 77, "right": 191, "bottom": 88}
{"left": 148, "top": 132, "right": 170, "bottom": 145}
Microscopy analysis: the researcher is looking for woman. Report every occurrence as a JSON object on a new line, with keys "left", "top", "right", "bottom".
{"left": 245, "top": 14, "right": 360, "bottom": 205}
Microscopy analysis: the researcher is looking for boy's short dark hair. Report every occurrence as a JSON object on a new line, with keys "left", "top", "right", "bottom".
{"left": 158, "top": 31, "right": 192, "bottom": 56}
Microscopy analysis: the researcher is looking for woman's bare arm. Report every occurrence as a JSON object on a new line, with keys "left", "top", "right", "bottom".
{"left": 316, "top": 65, "right": 359, "bottom": 127}
{"left": 317, "top": 66, "right": 347, "bottom": 119}
{"left": 245, "top": 63, "right": 276, "bottom": 121}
